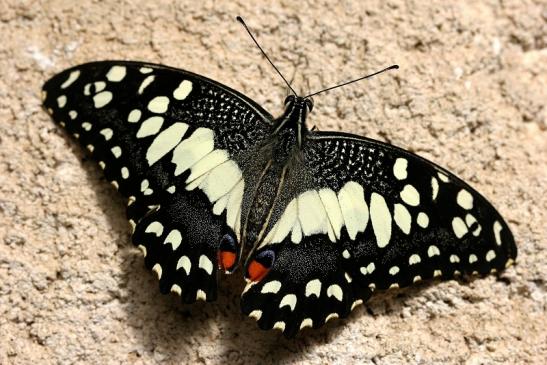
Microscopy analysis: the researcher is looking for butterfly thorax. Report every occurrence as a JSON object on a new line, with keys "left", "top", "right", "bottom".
{"left": 273, "top": 96, "right": 312, "bottom": 147}
{"left": 240, "top": 97, "right": 312, "bottom": 251}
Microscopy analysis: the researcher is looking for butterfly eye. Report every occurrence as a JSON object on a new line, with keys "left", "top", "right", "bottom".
{"left": 305, "top": 97, "right": 314, "bottom": 112}
{"left": 246, "top": 249, "right": 275, "bottom": 282}
{"left": 284, "top": 95, "right": 295, "bottom": 105}
{"left": 218, "top": 233, "right": 238, "bottom": 272}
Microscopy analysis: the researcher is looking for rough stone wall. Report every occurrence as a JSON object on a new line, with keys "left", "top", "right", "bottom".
{"left": 0, "top": 1, "right": 545, "bottom": 364}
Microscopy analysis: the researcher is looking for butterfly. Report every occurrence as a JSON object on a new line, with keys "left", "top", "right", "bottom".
{"left": 41, "top": 18, "right": 516, "bottom": 338}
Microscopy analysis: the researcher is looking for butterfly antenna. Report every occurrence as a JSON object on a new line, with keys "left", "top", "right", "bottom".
{"left": 236, "top": 16, "right": 298, "bottom": 96}
{"left": 304, "top": 64, "right": 399, "bottom": 98}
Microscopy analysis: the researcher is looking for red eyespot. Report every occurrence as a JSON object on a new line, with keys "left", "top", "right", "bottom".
{"left": 218, "top": 250, "right": 237, "bottom": 272}
{"left": 246, "top": 249, "right": 276, "bottom": 282}
{"left": 247, "top": 260, "right": 270, "bottom": 282}
{"left": 218, "top": 233, "right": 238, "bottom": 272}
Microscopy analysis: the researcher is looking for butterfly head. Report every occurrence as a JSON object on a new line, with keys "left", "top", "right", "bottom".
{"left": 284, "top": 95, "right": 313, "bottom": 112}
{"left": 276, "top": 95, "right": 314, "bottom": 143}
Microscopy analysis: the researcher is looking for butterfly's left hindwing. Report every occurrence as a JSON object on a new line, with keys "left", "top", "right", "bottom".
{"left": 241, "top": 131, "right": 516, "bottom": 336}
{"left": 42, "top": 61, "right": 274, "bottom": 303}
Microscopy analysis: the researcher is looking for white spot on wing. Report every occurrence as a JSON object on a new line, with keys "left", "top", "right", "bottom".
{"left": 409, "top": 254, "right": 421, "bottom": 265}
{"left": 393, "top": 158, "right": 408, "bottom": 180}
{"left": 279, "top": 294, "right": 297, "bottom": 311}
{"left": 298, "top": 190, "right": 329, "bottom": 237}
{"left": 400, "top": 184, "right": 420, "bottom": 206}
{"left": 213, "top": 194, "right": 229, "bottom": 215}
{"left": 261, "top": 280, "right": 282, "bottom": 294}
{"left": 186, "top": 149, "right": 229, "bottom": 183}
{"left": 147, "top": 96, "right": 170, "bottom": 114}
{"left": 145, "top": 221, "right": 163, "bottom": 237}
{"left": 176, "top": 256, "right": 191, "bottom": 274}
{"left": 93, "top": 91, "right": 113, "bottom": 108}
{"left": 265, "top": 199, "right": 298, "bottom": 245}
{"left": 57, "top": 95, "right": 67, "bottom": 108}
{"left": 389, "top": 266, "right": 399, "bottom": 275}
{"left": 137, "top": 243, "right": 147, "bottom": 257}
{"left": 370, "top": 192, "right": 392, "bottom": 247}
{"left": 196, "top": 289, "right": 207, "bottom": 301}
{"left": 127, "top": 109, "right": 141, "bottom": 123}
{"left": 351, "top": 299, "right": 363, "bottom": 310}
{"left": 93, "top": 81, "right": 106, "bottom": 92}
{"left": 225, "top": 180, "right": 244, "bottom": 233}
{"left": 172, "top": 128, "right": 215, "bottom": 176}
{"left": 428, "top": 245, "right": 440, "bottom": 257}
{"left": 198, "top": 255, "right": 213, "bottom": 275}
{"left": 111, "top": 146, "right": 122, "bottom": 158}
{"left": 300, "top": 318, "right": 313, "bottom": 329}
{"left": 200, "top": 160, "right": 242, "bottom": 202}
{"left": 121, "top": 167, "right": 129, "bottom": 179}
{"left": 452, "top": 217, "right": 468, "bottom": 238}
{"left": 146, "top": 122, "right": 189, "bottom": 165}
{"left": 290, "top": 220, "right": 303, "bottom": 244}
{"left": 431, "top": 177, "right": 439, "bottom": 200}
{"left": 417, "top": 212, "right": 429, "bottom": 228}
{"left": 457, "top": 189, "right": 474, "bottom": 210}
{"left": 394, "top": 203, "right": 411, "bottom": 235}
{"left": 136, "top": 116, "right": 164, "bottom": 138}
{"left": 318, "top": 188, "right": 344, "bottom": 240}
{"left": 248, "top": 310, "right": 262, "bottom": 320}
{"left": 164, "top": 230, "right": 182, "bottom": 251}
{"left": 100, "top": 128, "right": 113, "bottom": 141}
{"left": 493, "top": 221, "right": 503, "bottom": 245}
{"left": 170, "top": 284, "right": 182, "bottom": 295}
{"left": 138, "top": 75, "right": 155, "bottom": 94}
{"left": 61, "top": 70, "right": 80, "bottom": 89}
{"left": 326, "top": 284, "right": 343, "bottom": 301}
{"left": 305, "top": 279, "right": 321, "bottom": 298}
{"left": 106, "top": 65, "right": 126, "bottom": 82}
{"left": 273, "top": 321, "right": 286, "bottom": 331}
{"left": 486, "top": 250, "right": 496, "bottom": 262}
{"left": 152, "top": 263, "right": 162, "bottom": 279}
{"left": 338, "top": 181, "right": 368, "bottom": 240}
{"left": 437, "top": 172, "right": 449, "bottom": 183}
{"left": 173, "top": 80, "right": 193, "bottom": 100}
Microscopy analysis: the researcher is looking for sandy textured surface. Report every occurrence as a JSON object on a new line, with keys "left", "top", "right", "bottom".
{"left": 1, "top": 1, "right": 546, "bottom": 364}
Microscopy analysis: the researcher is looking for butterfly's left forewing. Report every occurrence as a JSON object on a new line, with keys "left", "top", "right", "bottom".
{"left": 241, "top": 131, "right": 516, "bottom": 336}
{"left": 42, "top": 61, "right": 274, "bottom": 302}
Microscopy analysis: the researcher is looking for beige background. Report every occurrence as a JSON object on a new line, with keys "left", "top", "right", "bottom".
{"left": 1, "top": 0, "right": 546, "bottom": 364}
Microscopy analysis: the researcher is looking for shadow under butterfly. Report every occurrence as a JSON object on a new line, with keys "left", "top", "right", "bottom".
{"left": 41, "top": 16, "right": 517, "bottom": 338}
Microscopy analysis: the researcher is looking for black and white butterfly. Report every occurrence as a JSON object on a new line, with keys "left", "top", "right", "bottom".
{"left": 41, "top": 21, "right": 516, "bottom": 338}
